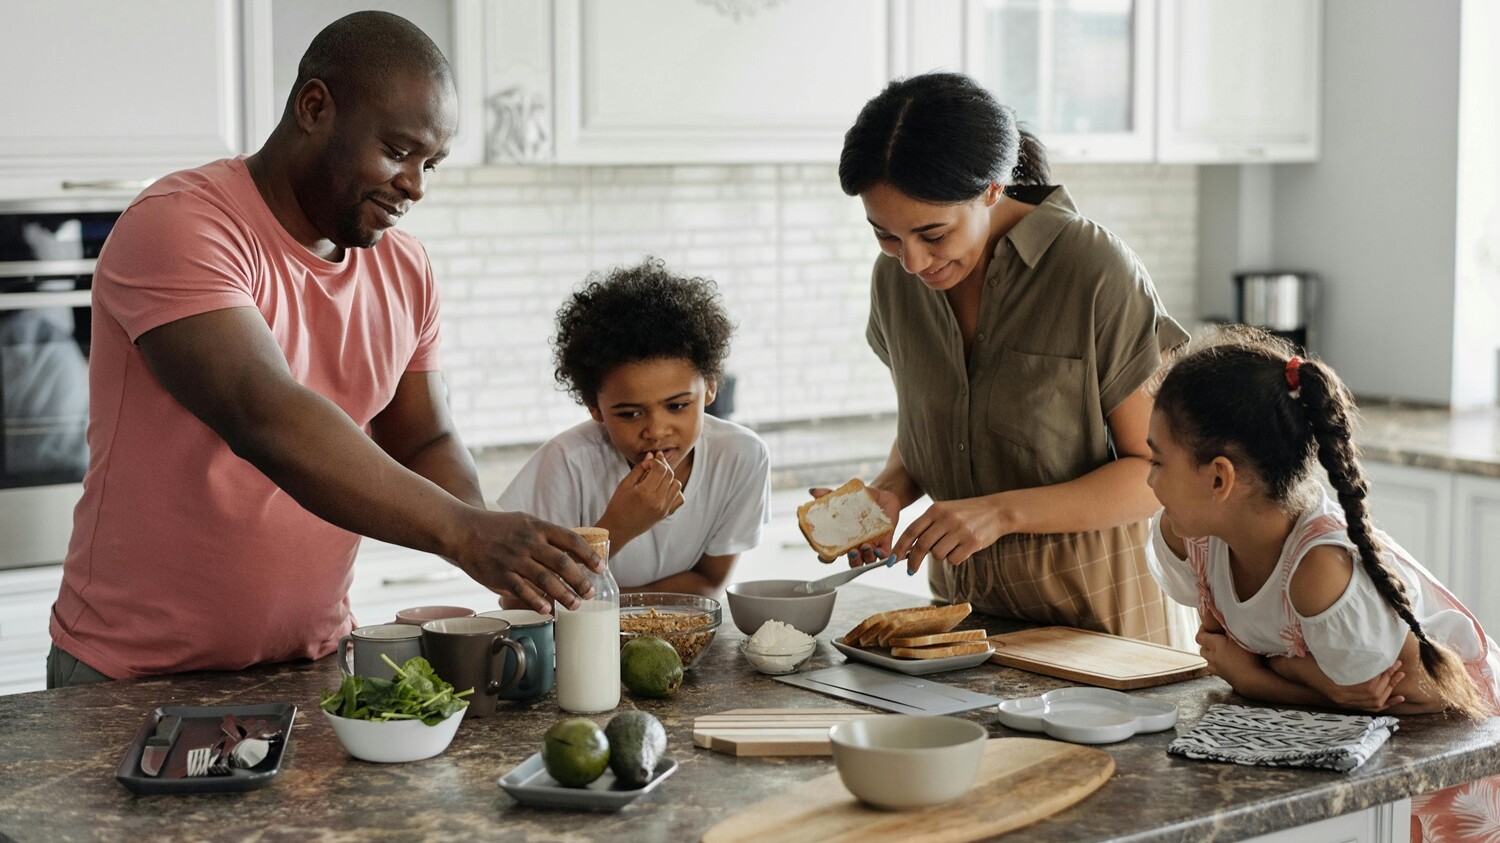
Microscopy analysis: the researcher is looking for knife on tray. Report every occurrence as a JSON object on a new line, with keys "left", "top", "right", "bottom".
{"left": 139, "top": 714, "right": 182, "bottom": 777}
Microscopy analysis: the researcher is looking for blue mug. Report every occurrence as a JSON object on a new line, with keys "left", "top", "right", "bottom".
{"left": 479, "top": 609, "right": 555, "bottom": 700}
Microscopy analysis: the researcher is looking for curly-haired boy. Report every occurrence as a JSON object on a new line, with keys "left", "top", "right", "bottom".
{"left": 498, "top": 258, "right": 770, "bottom": 596}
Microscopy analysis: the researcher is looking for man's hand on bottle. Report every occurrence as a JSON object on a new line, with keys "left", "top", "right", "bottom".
{"left": 454, "top": 511, "right": 603, "bottom": 614}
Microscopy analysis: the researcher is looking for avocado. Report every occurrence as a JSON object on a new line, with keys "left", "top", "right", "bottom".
{"left": 605, "top": 710, "right": 667, "bottom": 788}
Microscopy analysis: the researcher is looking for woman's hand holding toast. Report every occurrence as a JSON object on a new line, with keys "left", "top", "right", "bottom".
{"left": 598, "top": 451, "right": 685, "bottom": 549}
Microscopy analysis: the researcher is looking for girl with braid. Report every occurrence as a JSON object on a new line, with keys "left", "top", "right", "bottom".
{"left": 1145, "top": 327, "right": 1499, "bottom": 841}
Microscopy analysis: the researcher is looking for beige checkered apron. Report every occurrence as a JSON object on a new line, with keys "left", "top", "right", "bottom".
{"left": 926, "top": 521, "right": 1171, "bottom": 644}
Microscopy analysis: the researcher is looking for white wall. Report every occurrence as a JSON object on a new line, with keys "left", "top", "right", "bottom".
{"left": 401, "top": 163, "right": 1198, "bottom": 449}
{"left": 1268, "top": 0, "right": 1461, "bottom": 405}
{"left": 1452, "top": 0, "right": 1500, "bottom": 407}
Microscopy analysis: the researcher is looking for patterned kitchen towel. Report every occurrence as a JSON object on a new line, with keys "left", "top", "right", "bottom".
{"left": 1168, "top": 704, "right": 1399, "bottom": 772}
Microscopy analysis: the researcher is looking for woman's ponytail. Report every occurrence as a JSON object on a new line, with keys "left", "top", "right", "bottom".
{"left": 1298, "top": 360, "right": 1489, "bottom": 719}
{"left": 1011, "top": 128, "right": 1051, "bottom": 186}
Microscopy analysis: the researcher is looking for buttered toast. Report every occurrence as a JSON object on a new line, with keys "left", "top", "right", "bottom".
{"left": 797, "top": 479, "right": 894, "bottom": 560}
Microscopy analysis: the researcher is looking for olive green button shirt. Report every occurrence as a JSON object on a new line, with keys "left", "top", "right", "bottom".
{"left": 865, "top": 185, "right": 1190, "bottom": 640}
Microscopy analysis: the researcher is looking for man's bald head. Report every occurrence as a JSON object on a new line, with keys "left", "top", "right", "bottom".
{"left": 283, "top": 11, "right": 453, "bottom": 121}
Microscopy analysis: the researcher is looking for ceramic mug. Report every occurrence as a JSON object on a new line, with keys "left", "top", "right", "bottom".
{"left": 477, "top": 609, "right": 555, "bottom": 700}
{"left": 420, "top": 616, "right": 527, "bottom": 717}
{"left": 338, "top": 623, "right": 424, "bottom": 678}
{"left": 395, "top": 605, "right": 475, "bottom": 625}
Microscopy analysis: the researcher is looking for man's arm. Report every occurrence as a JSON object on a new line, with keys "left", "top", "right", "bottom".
{"left": 137, "top": 307, "right": 599, "bottom": 612}
{"left": 369, "top": 371, "right": 485, "bottom": 509}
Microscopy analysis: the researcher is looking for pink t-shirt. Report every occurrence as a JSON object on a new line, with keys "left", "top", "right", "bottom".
{"left": 50, "top": 158, "right": 442, "bottom": 679}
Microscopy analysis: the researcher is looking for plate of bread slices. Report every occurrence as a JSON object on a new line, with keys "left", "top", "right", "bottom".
{"left": 832, "top": 603, "right": 994, "bottom": 675}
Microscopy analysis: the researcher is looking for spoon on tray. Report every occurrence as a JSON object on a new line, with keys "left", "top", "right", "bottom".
{"left": 797, "top": 554, "right": 899, "bottom": 594}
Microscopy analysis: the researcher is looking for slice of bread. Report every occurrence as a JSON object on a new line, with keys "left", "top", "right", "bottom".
{"left": 886, "top": 628, "right": 987, "bottom": 648}
{"left": 873, "top": 603, "right": 971, "bottom": 647}
{"left": 890, "top": 640, "right": 992, "bottom": 659}
{"left": 840, "top": 603, "right": 973, "bottom": 648}
{"left": 797, "top": 479, "right": 894, "bottom": 561}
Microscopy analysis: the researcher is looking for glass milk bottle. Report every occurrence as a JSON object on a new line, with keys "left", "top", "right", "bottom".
{"left": 555, "top": 526, "right": 620, "bottom": 713}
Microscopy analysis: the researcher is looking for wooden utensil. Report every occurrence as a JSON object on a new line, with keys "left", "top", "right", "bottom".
{"left": 702, "top": 737, "right": 1113, "bottom": 843}
{"left": 986, "top": 626, "right": 1208, "bottom": 689}
{"left": 693, "top": 708, "right": 870, "bottom": 756}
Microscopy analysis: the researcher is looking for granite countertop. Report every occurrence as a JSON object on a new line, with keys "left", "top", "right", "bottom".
{"left": 1356, "top": 403, "right": 1500, "bottom": 478}
{"left": 4, "top": 584, "right": 1499, "bottom": 843}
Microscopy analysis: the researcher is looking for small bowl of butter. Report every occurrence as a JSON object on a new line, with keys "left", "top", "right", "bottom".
{"left": 740, "top": 620, "right": 818, "bottom": 675}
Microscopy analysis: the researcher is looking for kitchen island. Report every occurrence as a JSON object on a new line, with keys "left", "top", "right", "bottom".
{"left": 3, "top": 584, "right": 1498, "bottom": 843}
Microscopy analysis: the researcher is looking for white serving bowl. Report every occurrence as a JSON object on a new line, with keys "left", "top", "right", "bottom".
{"left": 323, "top": 707, "right": 465, "bottom": 763}
{"left": 724, "top": 579, "right": 836, "bottom": 636}
{"left": 739, "top": 639, "right": 817, "bottom": 675}
{"left": 828, "top": 715, "right": 987, "bottom": 810}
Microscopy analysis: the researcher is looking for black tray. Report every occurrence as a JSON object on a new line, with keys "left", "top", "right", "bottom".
{"left": 114, "top": 702, "right": 297, "bottom": 795}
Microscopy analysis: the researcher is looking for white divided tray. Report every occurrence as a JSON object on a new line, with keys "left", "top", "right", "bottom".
{"left": 995, "top": 687, "right": 1178, "bottom": 745}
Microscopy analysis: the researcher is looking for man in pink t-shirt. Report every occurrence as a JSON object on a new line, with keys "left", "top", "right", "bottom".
{"left": 48, "top": 12, "right": 602, "bottom": 684}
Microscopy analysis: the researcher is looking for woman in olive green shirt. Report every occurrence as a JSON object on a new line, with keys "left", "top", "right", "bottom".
{"left": 832, "top": 72, "right": 1188, "bottom": 644}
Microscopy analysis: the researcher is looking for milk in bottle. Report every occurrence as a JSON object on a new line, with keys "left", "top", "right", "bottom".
{"left": 555, "top": 527, "right": 620, "bottom": 713}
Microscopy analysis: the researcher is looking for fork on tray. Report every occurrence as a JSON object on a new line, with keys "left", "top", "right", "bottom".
{"left": 185, "top": 738, "right": 233, "bottom": 777}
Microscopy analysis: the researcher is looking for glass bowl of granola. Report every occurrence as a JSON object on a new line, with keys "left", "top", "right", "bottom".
{"left": 618, "top": 593, "right": 722, "bottom": 669}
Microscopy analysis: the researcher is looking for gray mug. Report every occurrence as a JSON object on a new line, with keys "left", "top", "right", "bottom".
{"left": 420, "top": 616, "right": 527, "bottom": 717}
{"left": 338, "top": 623, "right": 424, "bottom": 678}
{"left": 478, "top": 609, "right": 555, "bottom": 700}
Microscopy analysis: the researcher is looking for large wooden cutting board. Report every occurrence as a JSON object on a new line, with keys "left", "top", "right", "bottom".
{"left": 701, "top": 738, "right": 1113, "bottom": 843}
{"left": 986, "top": 626, "right": 1208, "bottom": 689}
{"left": 693, "top": 708, "right": 871, "bottom": 756}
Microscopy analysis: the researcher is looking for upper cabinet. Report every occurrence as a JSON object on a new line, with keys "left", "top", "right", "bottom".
{"left": 1156, "top": 0, "right": 1323, "bottom": 163}
{"left": 490, "top": 0, "right": 895, "bottom": 165}
{"left": 0, "top": 0, "right": 244, "bottom": 201}
{"left": 242, "top": 0, "right": 485, "bottom": 166}
{"left": 965, "top": 0, "right": 1156, "bottom": 162}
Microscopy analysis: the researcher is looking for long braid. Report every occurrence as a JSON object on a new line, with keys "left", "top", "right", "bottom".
{"left": 1298, "top": 361, "right": 1489, "bottom": 719}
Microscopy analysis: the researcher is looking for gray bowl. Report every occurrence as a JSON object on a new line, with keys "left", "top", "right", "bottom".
{"left": 725, "top": 579, "right": 837, "bottom": 636}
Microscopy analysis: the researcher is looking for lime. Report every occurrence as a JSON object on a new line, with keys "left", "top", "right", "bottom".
{"left": 541, "top": 718, "right": 610, "bottom": 787}
{"left": 620, "top": 635, "right": 683, "bottom": 698}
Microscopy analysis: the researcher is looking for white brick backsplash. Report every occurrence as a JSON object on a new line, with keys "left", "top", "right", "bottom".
{"left": 404, "top": 163, "right": 1196, "bottom": 448}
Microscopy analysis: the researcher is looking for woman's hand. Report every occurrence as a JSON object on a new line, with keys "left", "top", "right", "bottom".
{"left": 1195, "top": 627, "right": 1265, "bottom": 690}
{"left": 891, "top": 494, "right": 1012, "bottom": 574}
{"left": 808, "top": 484, "right": 904, "bottom": 566}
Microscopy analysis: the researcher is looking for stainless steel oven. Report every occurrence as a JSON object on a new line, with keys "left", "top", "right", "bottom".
{"left": 0, "top": 198, "right": 124, "bottom": 570}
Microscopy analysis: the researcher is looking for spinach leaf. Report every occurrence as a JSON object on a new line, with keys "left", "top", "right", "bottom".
{"left": 319, "top": 655, "right": 471, "bottom": 726}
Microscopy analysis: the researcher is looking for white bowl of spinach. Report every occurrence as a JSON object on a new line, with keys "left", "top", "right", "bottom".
{"left": 320, "top": 655, "right": 471, "bottom": 763}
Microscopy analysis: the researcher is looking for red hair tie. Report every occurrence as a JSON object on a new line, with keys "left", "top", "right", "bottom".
{"left": 1285, "top": 356, "right": 1303, "bottom": 391}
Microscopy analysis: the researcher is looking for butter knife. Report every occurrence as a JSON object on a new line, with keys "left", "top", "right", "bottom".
{"left": 140, "top": 714, "right": 182, "bottom": 777}
{"left": 797, "top": 555, "right": 898, "bottom": 594}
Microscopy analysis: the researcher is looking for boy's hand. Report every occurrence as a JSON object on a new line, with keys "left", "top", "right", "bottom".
{"left": 601, "top": 452, "right": 685, "bottom": 545}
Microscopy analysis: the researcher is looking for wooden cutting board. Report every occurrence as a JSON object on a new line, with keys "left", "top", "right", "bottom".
{"left": 693, "top": 708, "right": 871, "bottom": 756}
{"left": 986, "top": 626, "right": 1208, "bottom": 689}
{"left": 701, "top": 738, "right": 1113, "bottom": 843}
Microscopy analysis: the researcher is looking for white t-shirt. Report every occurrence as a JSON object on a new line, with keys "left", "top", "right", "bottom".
{"left": 1147, "top": 488, "right": 1486, "bottom": 686}
{"left": 497, "top": 415, "right": 771, "bottom": 588}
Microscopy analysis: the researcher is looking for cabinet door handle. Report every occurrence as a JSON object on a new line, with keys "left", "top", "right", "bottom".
{"left": 60, "top": 179, "right": 154, "bottom": 191}
{"left": 381, "top": 571, "right": 463, "bottom": 586}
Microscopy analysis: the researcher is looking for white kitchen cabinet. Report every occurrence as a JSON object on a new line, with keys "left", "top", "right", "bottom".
{"left": 487, "top": 0, "right": 896, "bottom": 164}
{"left": 0, "top": 0, "right": 245, "bottom": 201}
{"left": 1156, "top": 0, "right": 1322, "bottom": 162}
{"left": 1452, "top": 474, "right": 1500, "bottom": 635}
{"left": 1364, "top": 462, "right": 1454, "bottom": 586}
{"left": 1241, "top": 799, "right": 1409, "bottom": 843}
{"left": 241, "top": 0, "right": 485, "bottom": 166}
{"left": 965, "top": 0, "right": 1157, "bottom": 162}
{"left": 0, "top": 565, "right": 65, "bottom": 696}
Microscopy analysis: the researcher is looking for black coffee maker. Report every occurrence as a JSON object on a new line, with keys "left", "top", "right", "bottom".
{"left": 1234, "top": 271, "right": 1319, "bottom": 355}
